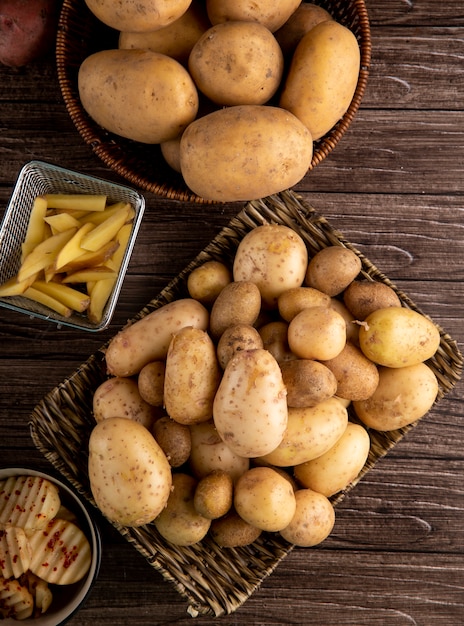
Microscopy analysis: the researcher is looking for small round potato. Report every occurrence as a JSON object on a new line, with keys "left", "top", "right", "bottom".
{"left": 209, "top": 281, "right": 261, "bottom": 338}
{"left": 210, "top": 510, "right": 262, "bottom": 548}
{"left": 277, "top": 286, "right": 331, "bottom": 322}
{"left": 321, "top": 341, "right": 379, "bottom": 401}
{"left": 137, "top": 361, "right": 165, "bottom": 407}
{"left": 93, "top": 376, "right": 157, "bottom": 429}
{"left": 305, "top": 246, "right": 362, "bottom": 297}
{"left": 234, "top": 467, "right": 297, "bottom": 532}
{"left": 258, "top": 320, "right": 295, "bottom": 364}
{"left": 152, "top": 416, "right": 191, "bottom": 468}
{"left": 193, "top": 470, "right": 234, "bottom": 519}
{"left": 288, "top": 306, "right": 346, "bottom": 361}
{"left": 275, "top": 3, "right": 334, "bottom": 57}
{"left": 294, "top": 422, "right": 370, "bottom": 497}
{"left": 353, "top": 363, "right": 439, "bottom": 431}
{"left": 187, "top": 260, "right": 232, "bottom": 306}
{"left": 154, "top": 473, "right": 211, "bottom": 547}
{"left": 216, "top": 324, "right": 264, "bottom": 370}
{"left": 279, "top": 488, "right": 335, "bottom": 547}
{"left": 343, "top": 280, "right": 402, "bottom": 320}
{"left": 280, "top": 359, "right": 338, "bottom": 408}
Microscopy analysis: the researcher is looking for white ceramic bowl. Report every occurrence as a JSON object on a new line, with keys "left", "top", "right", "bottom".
{"left": 0, "top": 467, "right": 101, "bottom": 625}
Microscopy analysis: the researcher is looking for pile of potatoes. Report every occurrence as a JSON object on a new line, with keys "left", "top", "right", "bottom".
{"left": 78, "top": 0, "right": 361, "bottom": 201}
{"left": 88, "top": 223, "right": 441, "bottom": 549}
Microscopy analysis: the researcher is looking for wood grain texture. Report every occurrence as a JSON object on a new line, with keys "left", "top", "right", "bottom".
{"left": 1, "top": 1, "right": 463, "bottom": 623}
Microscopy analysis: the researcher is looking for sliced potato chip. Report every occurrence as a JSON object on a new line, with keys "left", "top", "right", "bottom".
{"left": 0, "top": 527, "right": 32, "bottom": 579}
{"left": 0, "top": 476, "right": 61, "bottom": 530}
{"left": 28, "top": 518, "right": 92, "bottom": 585}
{"left": 23, "top": 572, "right": 53, "bottom": 616}
{"left": 0, "top": 576, "right": 34, "bottom": 620}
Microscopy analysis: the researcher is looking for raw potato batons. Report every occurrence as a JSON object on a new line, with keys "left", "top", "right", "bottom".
{"left": 85, "top": 0, "right": 192, "bottom": 33}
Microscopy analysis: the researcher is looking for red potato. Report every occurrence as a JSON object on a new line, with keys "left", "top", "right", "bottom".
{"left": 0, "top": 0, "right": 59, "bottom": 67}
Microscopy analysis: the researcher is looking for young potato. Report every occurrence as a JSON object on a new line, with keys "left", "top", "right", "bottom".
{"left": 258, "top": 320, "right": 296, "bottom": 364}
{"left": 164, "top": 326, "right": 221, "bottom": 425}
{"left": 258, "top": 397, "right": 348, "bottom": 467}
{"left": 216, "top": 324, "right": 264, "bottom": 370}
{"left": 193, "top": 470, "right": 234, "bottom": 520}
{"left": 280, "top": 359, "right": 338, "bottom": 408}
{"left": 105, "top": 298, "right": 209, "bottom": 377}
{"left": 209, "top": 281, "right": 261, "bottom": 338}
{"left": 180, "top": 105, "right": 313, "bottom": 202}
{"left": 189, "top": 421, "right": 250, "bottom": 482}
{"left": 305, "top": 246, "right": 362, "bottom": 297}
{"left": 294, "top": 422, "right": 370, "bottom": 497}
{"left": 274, "top": 2, "right": 334, "bottom": 57}
{"left": 321, "top": 342, "right": 380, "bottom": 401}
{"left": 85, "top": 0, "right": 192, "bottom": 33}
{"left": 343, "top": 280, "right": 402, "bottom": 320}
{"left": 187, "top": 260, "right": 232, "bottom": 306}
{"left": 210, "top": 510, "right": 262, "bottom": 548}
{"left": 152, "top": 416, "right": 191, "bottom": 467}
{"left": 88, "top": 417, "right": 172, "bottom": 527}
{"left": 280, "top": 20, "right": 361, "bottom": 140}
{"left": 213, "top": 349, "right": 288, "bottom": 458}
{"left": 358, "top": 307, "right": 441, "bottom": 368}
{"left": 93, "top": 376, "right": 158, "bottom": 429}
{"left": 78, "top": 49, "right": 199, "bottom": 144}
{"left": 288, "top": 306, "right": 346, "bottom": 361}
{"left": 234, "top": 466, "right": 296, "bottom": 532}
{"left": 277, "top": 286, "right": 331, "bottom": 322}
{"left": 233, "top": 224, "right": 308, "bottom": 309}
{"left": 154, "top": 473, "right": 211, "bottom": 547}
{"left": 353, "top": 363, "right": 439, "bottom": 431}
{"left": 280, "top": 488, "right": 335, "bottom": 547}
{"left": 206, "top": 0, "right": 301, "bottom": 32}
{"left": 137, "top": 361, "right": 165, "bottom": 407}
{"left": 188, "top": 21, "right": 284, "bottom": 106}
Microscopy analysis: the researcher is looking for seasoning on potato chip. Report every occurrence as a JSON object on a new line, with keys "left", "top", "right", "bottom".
{"left": 0, "top": 476, "right": 61, "bottom": 530}
{"left": 0, "top": 527, "right": 32, "bottom": 579}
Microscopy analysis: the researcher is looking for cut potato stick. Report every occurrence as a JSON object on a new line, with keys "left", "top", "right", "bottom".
{"left": 62, "top": 266, "right": 116, "bottom": 283}
{"left": 44, "top": 212, "right": 82, "bottom": 234}
{"left": 32, "top": 280, "right": 90, "bottom": 313}
{"left": 87, "top": 277, "right": 115, "bottom": 324}
{"left": 78, "top": 201, "right": 134, "bottom": 226}
{"left": 20, "top": 196, "right": 48, "bottom": 261}
{"left": 80, "top": 205, "right": 131, "bottom": 252}
{"left": 57, "top": 240, "right": 120, "bottom": 273}
{"left": 23, "top": 286, "right": 73, "bottom": 317}
{"left": 0, "top": 274, "right": 37, "bottom": 297}
{"left": 17, "top": 228, "right": 77, "bottom": 283}
{"left": 44, "top": 193, "right": 107, "bottom": 211}
{"left": 107, "top": 223, "right": 133, "bottom": 271}
{"left": 54, "top": 222, "right": 95, "bottom": 271}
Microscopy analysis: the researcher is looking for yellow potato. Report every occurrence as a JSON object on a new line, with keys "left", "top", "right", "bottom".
{"left": 353, "top": 363, "right": 439, "bottom": 431}
{"left": 209, "top": 281, "right": 261, "bottom": 338}
{"left": 105, "top": 298, "right": 209, "bottom": 377}
{"left": 280, "top": 359, "right": 338, "bottom": 408}
{"left": 358, "top": 307, "right": 441, "bottom": 368}
{"left": 193, "top": 470, "right": 234, "bottom": 520}
{"left": 258, "top": 320, "right": 295, "bottom": 364}
{"left": 321, "top": 341, "right": 379, "bottom": 401}
{"left": 164, "top": 326, "right": 221, "bottom": 425}
{"left": 288, "top": 306, "right": 346, "bottom": 361}
{"left": 275, "top": 2, "right": 334, "bottom": 57}
{"left": 187, "top": 260, "right": 232, "bottom": 306}
{"left": 280, "top": 20, "right": 360, "bottom": 140}
{"left": 294, "top": 422, "right": 370, "bottom": 497}
{"left": 206, "top": 0, "right": 301, "bottom": 32}
{"left": 258, "top": 397, "right": 348, "bottom": 467}
{"left": 277, "top": 286, "right": 331, "bottom": 322}
{"left": 179, "top": 105, "right": 313, "bottom": 202}
{"left": 233, "top": 224, "right": 308, "bottom": 309}
{"left": 78, "top": 49, "right": 199, "bottom": 144}
{"left": 137, "top": 360, "right": 165, "bottom": 407}
{"left": 188, "top": 21, "right": 284, "bottom": 106}
{"left": 93, "top": 376, "right": 158, "bottom": 429}
{"left": 213, "top": 349, "right": 288, "bottom": 458}
{"left": 160, "top": 136, "right": 182, "bottom": 173}
{"left": 279, "top": 488, "right": 335, "bottom": 547}
{"left": 84, "top": 0, "right": 192, "bottom": 33}
{"left": 305, "top": 246, "right": 362, "bottom": 297}
{"left": 88, "top": 417, "right": 172, "bottom": 527}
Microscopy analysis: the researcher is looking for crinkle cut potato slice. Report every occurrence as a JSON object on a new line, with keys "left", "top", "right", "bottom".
{"left": 0, "top": 475, "right": 61, "bottom": 529}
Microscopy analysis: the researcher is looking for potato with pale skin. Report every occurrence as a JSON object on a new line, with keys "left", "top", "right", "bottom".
{"left": 278, "top": 286, "right": 331, "bottom": 322}
{"left": 321, "top": 341, "right": 380, "bottom": 401}
{"left": 280, "top": 488, "right": 335, "bottom": 547}
{"left": 288, "top": 306, "right": 346, "bottom": 361}
{"left": 85, "top": 0, "right": 192, "bottom": 33}
{"left": 137, "top": 361, "right": 165, "bottom": 407}
{"left": 275, "top": 2, "right": 334, "bottom": 57}
{"left": 187, "top": 260, "right": 232, "bottom": 306}
{"left": 258, "top": 320, "right": 295, "bottom": 364}
{"left": 206, "top": 0, "right": 301, "bottom": 32}
{"left": 93, "top": 376, "right": 158, "bottom": 429}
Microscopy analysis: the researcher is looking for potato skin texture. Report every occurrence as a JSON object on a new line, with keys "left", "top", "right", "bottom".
{"left": 152, "top": 416, "right": 191, "bottom": 467}
{"left": 85, "top": 0, "right": 192, "bottom": 33}
{"left": 187, "top": 261, "right": 232, "bottom": 306}
{"left": 93, "top": 376, "right": 158, "bottom": 429}
{"left": 206, "top": 0, "right": 301, "bottom": 32}
{"left": 78, "top": 49, "right": 199, "bottom": 144}
{"left": 305, "top": 246, "right": 362, "bottom": 297}
{"left": 179, "top": 105, "right": 313, "bottom": 202}
{"left": 275, "top": 3, "right": 333, "bottom": 57}
{"left": 280, "top": 20, "right": 360, "bottom": 140}
{"left": 280, "top": 488, "right": 335, "bottom": 547}
{"left": 343, "top": 280, "right": 402, "bottom": 320}
{"left": 280, "top": 359, "right": 338, "bottom": 408}
{"left": 217, "top": 324, "right": 264, "bottom": 370}
{"left": 288, "top": 306, "right": 346, "bottom": 361}
{"left": 209, "top": 281, "right": 261, "bottom": 339}
{"left": 321, "top": 341, "right": 380, "bottom": 401}
{"left": 88, "top": 417, "right": 172, "bottom": 527}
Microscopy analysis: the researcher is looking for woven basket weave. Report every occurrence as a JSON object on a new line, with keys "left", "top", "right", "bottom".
{"left": 56, "top": 0, "right": 371, "bottom": 202}
{"left": 30, "top": 190, "right": 462, "bottom": 617}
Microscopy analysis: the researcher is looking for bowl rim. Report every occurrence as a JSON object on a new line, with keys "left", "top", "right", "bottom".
{"left": 0, "top": 466, "right": 101, "bottom": 626}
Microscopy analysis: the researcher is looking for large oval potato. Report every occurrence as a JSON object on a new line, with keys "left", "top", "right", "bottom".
{"left": 179, "top": 105, "right": 313, "bottom": 202}
{"left": 353, "top": 363, "right": 439, "bottom": 431}
{"left": 78, "top": 49, "right": 199, "bottom": 144}
{"left": 88, "top": 417, "right": 172, "bottom": 527}
{"left": 85, "top": 0, "right": 192, "bottom": 33}
{"left": 213, "top": 349, "right": 288, "bottom": 458}
{"left": 279, "top": 20, "right": 360, "bottom": 140}
{"left": 105, "top": 298, "right": 209, "bottom": 377}
{"left": 206, "top": 0, "right": 301, "bottom": 32}
{"left": 188, "top": 21, "right": 284, "bottom": 106}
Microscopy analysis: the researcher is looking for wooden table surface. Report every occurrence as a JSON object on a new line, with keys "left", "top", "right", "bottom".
{"left": 1, "top": 1, "right": 463, "bottom": 624}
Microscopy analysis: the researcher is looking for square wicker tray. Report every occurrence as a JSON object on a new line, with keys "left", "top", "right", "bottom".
{"left": 30, "top": 190, "right": 463, "bottom": 617}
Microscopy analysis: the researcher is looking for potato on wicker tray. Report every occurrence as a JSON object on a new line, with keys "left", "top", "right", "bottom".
{"left": 78, "top": 0, "right": 362, "bottom": 201}
{"left": 0, "top": 475, "right": 92, "bottom": 620}
{"left": 90, "top": 223, "right": 441, "bottom": 551}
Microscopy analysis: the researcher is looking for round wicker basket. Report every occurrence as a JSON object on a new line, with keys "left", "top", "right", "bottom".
{"left": 56, "top": 1, "right": 371, "bottom": 203}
